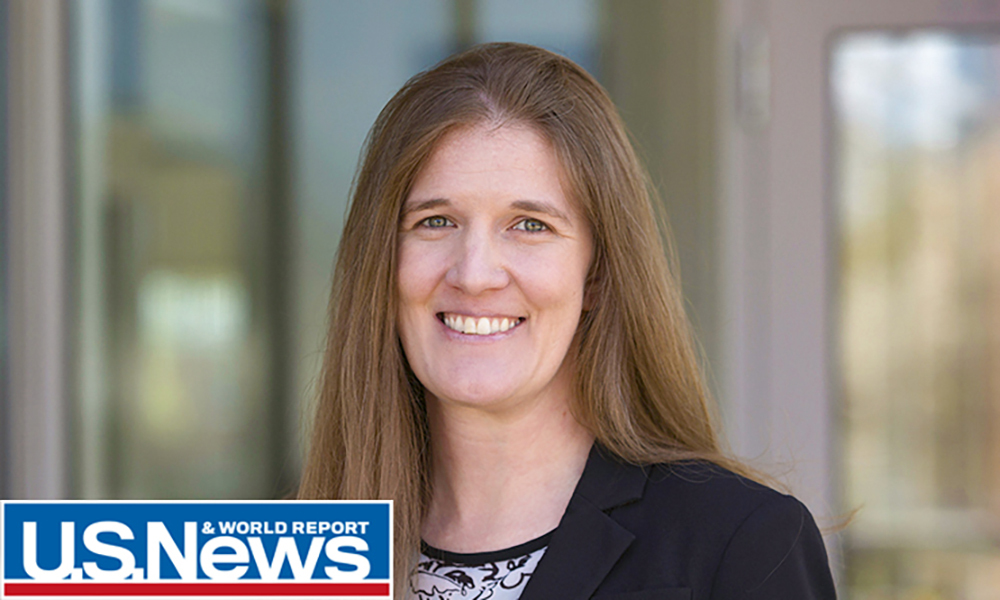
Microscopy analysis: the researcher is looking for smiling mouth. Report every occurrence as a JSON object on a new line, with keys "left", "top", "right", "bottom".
{"left": 437, "top": 313, "right": 526, "bottom": 335}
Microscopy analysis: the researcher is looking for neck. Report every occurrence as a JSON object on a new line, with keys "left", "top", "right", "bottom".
{"left": 422, "top": 390, "right": 593, "bottom": 554}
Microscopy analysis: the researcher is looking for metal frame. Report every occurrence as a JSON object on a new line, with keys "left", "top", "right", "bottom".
{"left": 5, "top": 0, "right": 70, "bottom": 499}
{"left": 1, "top": 0, "right": 9, "bottom": 499}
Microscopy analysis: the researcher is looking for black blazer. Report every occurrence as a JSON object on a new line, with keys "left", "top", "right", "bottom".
{"left": 519, "top": 445, "right": 837, "bottom": 599}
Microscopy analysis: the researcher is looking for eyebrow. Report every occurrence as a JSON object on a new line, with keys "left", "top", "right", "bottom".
{"left": 510, "top": 200, "right": 571, "bottom": 224}
{"left": 401, "top": 198, "right": 571, "bottom": 224}
{"left": 401, "top": 198, "right": 450, "bottom": 218}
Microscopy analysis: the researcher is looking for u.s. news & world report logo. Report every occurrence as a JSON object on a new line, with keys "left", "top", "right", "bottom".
{"left": 1, "top": 500, "right": 392, "bottom": 599}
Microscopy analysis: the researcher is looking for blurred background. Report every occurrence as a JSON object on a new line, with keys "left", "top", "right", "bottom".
{"left": 3, "top": 0, "right": 1000, "bottom": 597}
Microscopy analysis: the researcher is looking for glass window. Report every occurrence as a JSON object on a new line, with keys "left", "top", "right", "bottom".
{"left": 73, "top": 0, "right": 280, "bottom": 499}
{"left": 834, "top": 31, "right": 1000, "bottom": 598}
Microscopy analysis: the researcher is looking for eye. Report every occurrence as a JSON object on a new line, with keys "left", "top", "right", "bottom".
{"left": 513, "top": 218, "right": 548, "bottom": 233}
{"left": 419, "top": 215, "right": 454, "bottom": 228}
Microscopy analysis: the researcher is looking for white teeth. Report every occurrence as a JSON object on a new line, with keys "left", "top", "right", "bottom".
{"left": 476, "top": 317, "right": 491, "bottom": 335}
{"left": 463, "top": 317, "right": 477, "bottom": 334}
{"left": 442, "top": 313, "right": 521, "bottom": 335}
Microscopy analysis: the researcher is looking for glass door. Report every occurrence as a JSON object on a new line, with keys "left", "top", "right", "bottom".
{"left": 729, "top": 0, "right": 1000, "bottom": 597}
{"left": 833, "top": 31, "right": 1000, "bottom": 598}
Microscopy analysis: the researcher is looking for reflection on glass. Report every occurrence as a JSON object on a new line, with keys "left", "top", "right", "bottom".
{"left": 834, "top": 32, "right": 1000, "bottom": 599}
{"left": 74, "top": 0, "right": 277, "bottom": 499}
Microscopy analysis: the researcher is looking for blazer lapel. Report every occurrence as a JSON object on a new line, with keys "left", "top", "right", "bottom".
{"left": 520, "top": 444, "right": 648, "bottom": 600}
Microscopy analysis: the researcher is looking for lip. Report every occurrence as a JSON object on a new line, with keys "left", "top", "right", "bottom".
{"left": 437, "top": 310, "right": 526, "bottom": 319}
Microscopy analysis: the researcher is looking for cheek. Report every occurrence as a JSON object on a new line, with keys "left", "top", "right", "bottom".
{"left": 397, "top": 239, "right": 447, "bottom": 307}
{"left": 510, "top": 246, "right": 590, "bottom": 311}
{"left": 396, "top": 243, "right": 426, "bottom": 352}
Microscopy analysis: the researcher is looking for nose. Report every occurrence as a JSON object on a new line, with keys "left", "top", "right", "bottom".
{"left": 445, "top": 226, "right": 510, "bottom": 295}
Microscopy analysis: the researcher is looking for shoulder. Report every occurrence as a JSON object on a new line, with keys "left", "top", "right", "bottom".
{"left": 612, "top": 459, "right": 815, "bottom": 549}
{"left": 601, "top": 459, "right": 837, "bottom": 598}
{"left": 641, "top": 460, "right": 803, "bottom": 532}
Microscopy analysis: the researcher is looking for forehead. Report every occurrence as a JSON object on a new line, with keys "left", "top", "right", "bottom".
{"left": 405, "top": 124, "right": 578, "bottom": 212}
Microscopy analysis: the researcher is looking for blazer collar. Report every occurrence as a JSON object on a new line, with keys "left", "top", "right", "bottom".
{"left": 572, "top": 443, "right": 649, "bottom": 510}
{"left": 519, "top": 443, "right": 648, "bottom": 600}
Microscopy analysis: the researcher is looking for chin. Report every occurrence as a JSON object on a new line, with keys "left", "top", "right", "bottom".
{"left": 427, "top": 378, "right": 522, "bottom": 409}
{"left": 436, "top": 388, "right": 515, "bottom": 408}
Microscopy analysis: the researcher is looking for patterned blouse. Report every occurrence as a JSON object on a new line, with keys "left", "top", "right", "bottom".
{"left": 409, "top": 531, "right": 552, "bottom": 600}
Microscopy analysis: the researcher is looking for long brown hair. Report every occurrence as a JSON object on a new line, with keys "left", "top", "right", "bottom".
{"left": 299, "top": 42, "right": 746, "bottom": 594}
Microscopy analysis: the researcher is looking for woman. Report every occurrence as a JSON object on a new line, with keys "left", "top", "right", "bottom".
{"left": 300, "top": 42, "right": 836, "bottom": 599}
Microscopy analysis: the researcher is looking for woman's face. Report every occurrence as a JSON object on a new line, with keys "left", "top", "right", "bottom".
{"left": 397, "top": 124, "right": 593, "bottom": 414}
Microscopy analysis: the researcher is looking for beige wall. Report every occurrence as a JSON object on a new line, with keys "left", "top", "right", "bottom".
{"left": 601, "top": 0, "right": 722, "bottom": 389}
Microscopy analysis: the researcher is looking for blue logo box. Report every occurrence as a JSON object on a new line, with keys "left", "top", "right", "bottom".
{"left": 1, "top": 501, "right": 392, "bottom": 599}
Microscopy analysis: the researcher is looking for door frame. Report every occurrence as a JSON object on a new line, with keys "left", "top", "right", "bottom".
{"left": 717, "top": 0, "right": 1000, "bottom": 584}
